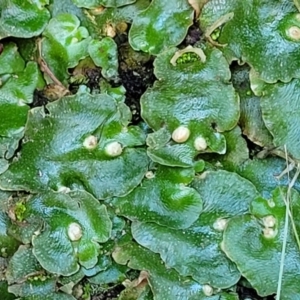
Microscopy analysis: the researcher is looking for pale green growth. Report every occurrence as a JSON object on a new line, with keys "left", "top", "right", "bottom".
{"left": 57, "top": 186, "right": 71, "bottom": 193}
{"left": 268, "top": 199, "right": 275, "bottom": 208}
{"left": 90, "top": 6, "right": 105, "bottom": 15}
{"left": 67, "top": 222, "right": 83, "bottom": 241}
{"left": 194, "top": 136, "right": 207, "bottom": 151}
{"left": 205, "top": 12, "right": 234, "bottom": 47}
{"left": 213, "top": 218, "right": 228, "bottom": 231}
{"left": 145, "top": 171, "right": 155, "bottom": 179}
{"left": 170, "top": 45, "right": 206, "bottom": 66}
{"left": 1, "top": 248, "right": 7, "bottom": 258}
{"left": 71, "top": 37, "right": 79, "bottom": 44}
{"left": 105, "top": 141, "right": 123, "bottom": 157}
{"left": 34, "top": 229, "right": 42, "bottom": 236}
{"left": 17, "top": 99, "right": 26, "bottom": 106}
{"left": 263, "top": 215, "right": 276, "bottom": 228}
{"left": 171, "top": 126, "right": 191, "bottom": 143}
{"left": 83, "top": 135, "right": 98, "bottom": 150}
{"left": 15, "top": 201, "right": 26, "bottom": 221}
{"left": 286, "top": 26, "right": 300, "bottom": 41}
{"left": 263, "top": 227, "right": 277, "bottom": 239}
{"left": 202, "top": 284, "right": 213, "bottom": 296}
{"left": 211, "top": 29, "right": 220, "bottom": 41}
{"left": 294, "top": 1, "right": 300, "bottom": 14}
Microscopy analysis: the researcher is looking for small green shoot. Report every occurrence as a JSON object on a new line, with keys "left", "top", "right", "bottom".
{"left": 14, "top": 201, "right": 26, "bottom": 222}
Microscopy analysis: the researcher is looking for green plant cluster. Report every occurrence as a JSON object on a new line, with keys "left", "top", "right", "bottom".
{"left": 1, "top": 0, "right": 300, "bottom": 299}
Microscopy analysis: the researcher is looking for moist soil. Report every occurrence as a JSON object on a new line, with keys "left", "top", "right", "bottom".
{"left": 91, "top": 284, "right": 124, "bottom": 300}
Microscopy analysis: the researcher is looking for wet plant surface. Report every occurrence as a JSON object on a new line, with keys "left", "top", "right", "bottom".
{"left": 1, "top": 1, "right": 300, "bottom": 300}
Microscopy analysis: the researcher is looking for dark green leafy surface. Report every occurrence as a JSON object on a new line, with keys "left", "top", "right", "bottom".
{"left": 254, "top": 78, "right": 300, "bottom": 159}
{"left": 142, "top": 47, "right": 239, "bottom": 167}
{"left": 0, "top": 92, "right": 148, "bottom": 199}
{"left": 237, "top": 157, "right": 300, "bottom": 198}
{"left": 113, "top": 241, "right": 239, "bottom": 300}
{"left": 223, "top": 187, "right": 300, "bottom": 299}
{"left": 6, "top": 245, "right": 43, "bottom": 284}
{"left": 9, "top": 277, "right": 76, "bottom": 299}
{"left": 0, "top": 211, "right": 20, "bottom": 257}
{"left": 131, "top": 170, "right": 258, "bottom": 288}
{"left": 129, "top": 0, "right": 193, "bottom": 55}
{"left": 113, "top": 165, "right": 202, "bottom": 229}
{"left": 88, "top": 37, "right": 119, "bottom": 81}
{"left": 231, "top": 65, "right": 273, "bottom": 147}
{"left": 0, "top": 51, "right": 44, "bottom": 167}
{"left": 25, "top": 191, "right": 112, "bottom": 275}
{"left": 0, "top": 0, "right": 50, "bottom": 39}
{"left": 0, "top": 0, "right": 300, "bottom": 299}
{"left": 0, "top": 42, "right": 25, "bottom": 75}
{"left": 200, "top": 0, "right": 300, "bottom": 83}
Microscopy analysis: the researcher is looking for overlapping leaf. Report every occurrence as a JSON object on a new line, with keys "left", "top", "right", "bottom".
{"left": 222, "top": 187, "right": 300, "bottom": 299}
{"left": 237, "top": 157, "right": 300, "bottom": 198}
{"left": 131, "top": 170, "right": 258, "bottom": 288}
{"left": 72, "top": 0, "right": 135, "bottom": 8}
{"left": 113, "top": 165, "right": 202, "bottom": 229}
{"left": 113, "top": 241, "right": 238, "bottom": 299}
{"left": 200, "top": 0, "right": 300, "bottom": 82}
{"left": 0, "top": 42, "right": 25, "bottom": 75}
{"left": 6, "top": 245, "right": 43, "bottom": 284}
{"left": 0, "top": 92, "right": 148, "bottom": 199}
{"left": 89, "top": 0, "right": 150, "bottom": 36}
{"left": 129, "top": 0, "right": 193, "bottom": 55}
{"left": 0, "top": 211, "right": 19, "bottom": 257}
{"left": 20, "top": 191, "right": 112, "bottom": 276}
{"left": 88, "top": 37, "right": 119, "bottom": 81}
{"left": 0, "top": 0, "right": 50, "bottom": 39}
{"left": 200, "top": 126, "right": 249, "bottom": 172}
{"left": 250, "top": 77, "right": 300, "bottom": 160}
{"left": 8, "top": 277, "right": 75, "bottom": 300}
{"left": 41, "top": 13, "right": 91, "bottom": 82}
{"left": 231, "top": 65, "right": 273, "bottom": 147}
{"left": 0, "top": 49, "right": 44, "bottom": 172}
{"left": 142, "top": 47, "right": 239, "bottom": 167}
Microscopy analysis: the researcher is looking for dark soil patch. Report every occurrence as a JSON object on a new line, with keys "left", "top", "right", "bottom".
{"left": 91, "top": 284, "right": 124, "bottom": 300}
{"left": 181, "top": 21, "right": 203, "bottom": 47}
{"left": 117, "top": 42, "right": 155, "bottom": 124}
{"left": 118, "top": 61, "right": 155, "bottom": 124}
{"left": 237, "top": 279, "right": 275, "bottom": 300}
{"left": 84, "top": 67, "right": 102, "bottom": 92}
{"left": 31, "top": 89, "right": 50, "bottom": 108}
{"left": 69, "top": 66, "right": 102, "bottom": 94}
